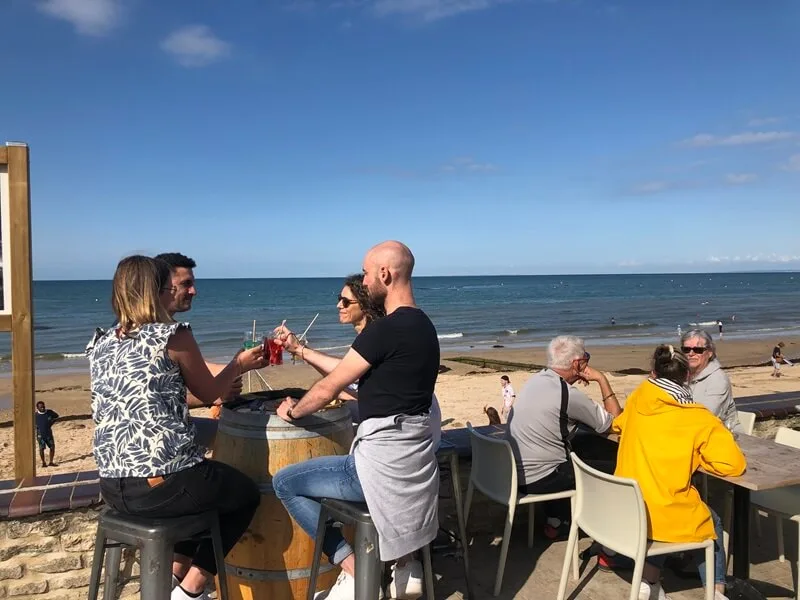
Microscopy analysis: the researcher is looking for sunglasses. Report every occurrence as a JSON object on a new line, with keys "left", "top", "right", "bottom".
{"left": 573, "top": 352, "right": 591, "bottom": 364}
{"left": 681, "top": 346, "right": 707, "bottom": 355}
{"left": 337, "top": 295, "right": 357, "bottom": 308}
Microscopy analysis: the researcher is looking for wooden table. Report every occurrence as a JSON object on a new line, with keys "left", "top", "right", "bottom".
{"left": 703, "top": 433, "right": 800, "bottom": 583}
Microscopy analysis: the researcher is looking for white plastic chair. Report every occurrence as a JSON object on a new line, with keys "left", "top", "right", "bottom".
{"left": 464, "top": 423, "right": 578, "bottom": 596}
{"left": 737, "top": 410, "right": 756, "bottom": 436}
{"left": 556, "top": 453, "right": 715, "bottom": 600}
{"left": 750, "top": 426, "right": 800, "bottom": 599}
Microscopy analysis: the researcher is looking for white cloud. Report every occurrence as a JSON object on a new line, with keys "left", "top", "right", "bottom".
{"left": 724, "top": 173, "right": 758, "bottom": 185}
{"left": 748, "top": 116, "right": 782, "bottom": 127}
{"left": 372, "top": 0, "right": 512, "bottom": 21}
{"left": 681, "top": 131, "right": 796, "bottom": 148}
{"left": 707, "top": 253, "right": 800, "bottom": 264}
{"left": 37, "top": 0, "right": 122, "bottom": 36}
{"left": 439, "top": 156, "right": 498, "bottom": 173}
{"left": 781, "top": 154, "right": 800, "bottom": 172}
{"left": 627, "top": 181, "right": 674, "bottom": 195}
{"left": 161, "top": 25, "right": 231, "bottom": 68}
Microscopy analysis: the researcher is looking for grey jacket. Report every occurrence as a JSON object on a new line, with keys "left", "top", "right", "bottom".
{"left": 689, "top": 358, "right": 741, "bottom": 433}
{"left": 352, "top": 414, "right": 439, "bottom": 561}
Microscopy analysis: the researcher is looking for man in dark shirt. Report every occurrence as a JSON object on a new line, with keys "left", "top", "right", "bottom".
{"left": 34, "top": 401, "right": 59, "bottom": 467}
{"left": 272, "top": 241, "right": 439, "bottom": 600}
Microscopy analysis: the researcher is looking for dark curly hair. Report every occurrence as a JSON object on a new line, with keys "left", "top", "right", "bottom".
{"left": 343, "top": 274, "right": 385, "bottom": 324}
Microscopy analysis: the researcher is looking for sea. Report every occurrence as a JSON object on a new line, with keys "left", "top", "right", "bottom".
{"left": 1, "top": 272, "right": 798, "bottom": 378}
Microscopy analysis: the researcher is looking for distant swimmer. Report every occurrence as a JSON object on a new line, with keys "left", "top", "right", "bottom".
{"left": 731, "top": 315, "right": 736, "bottom": 322}
{"left": 717, "top": 320, "right": 723, "bottom": 339}
{"left": 677, "top": 324, "right": 682, "bottom": 337}
{"left": 611, "top": 317, "right": 616, "bottom": 326}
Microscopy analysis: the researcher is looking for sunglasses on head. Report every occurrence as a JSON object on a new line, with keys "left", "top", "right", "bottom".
{"left": 337, "top": 295, "right": 357, "bottom": 308}
{"left": 681, "top": 346, "right": 707, "bottom": 355}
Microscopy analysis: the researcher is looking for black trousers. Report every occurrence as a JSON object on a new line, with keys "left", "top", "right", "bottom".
{"left": 519, "top": 434, "right": 618, "bottom": 521}
{"left": 100, "top": 460, "right": 260, "bottom": 575}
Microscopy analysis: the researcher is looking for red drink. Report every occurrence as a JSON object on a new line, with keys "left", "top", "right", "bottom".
{"left": 266, "top": 337, "right": 283, "bottom": 365}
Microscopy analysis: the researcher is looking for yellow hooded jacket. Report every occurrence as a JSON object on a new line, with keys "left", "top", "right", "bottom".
{"left": 612, "top": 378, "right": 746, "bottom": 543}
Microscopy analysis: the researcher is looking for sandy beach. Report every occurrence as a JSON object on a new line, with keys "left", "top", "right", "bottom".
{"left": 1, "top": 336, "right": 799, "bottom": 480}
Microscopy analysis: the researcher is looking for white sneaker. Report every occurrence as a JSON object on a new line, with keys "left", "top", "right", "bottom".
{"left": 388, "top": 560, "right": 424, "bottom": 599}
{"left": 638, "top": 581, "right": 670, "bottom": 600}
{"left": 315, "top": 571, "right": 354, "bottom": 600}
{"left": 314, "top": 570, "right": 385, "bottom": 600}
{"left": 171, "top": 584, "right": 211, "bottom": 600}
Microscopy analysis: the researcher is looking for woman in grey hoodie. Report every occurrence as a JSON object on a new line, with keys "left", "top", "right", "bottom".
{"left": 681, "top": 329, "right": 741, "bottom": 433}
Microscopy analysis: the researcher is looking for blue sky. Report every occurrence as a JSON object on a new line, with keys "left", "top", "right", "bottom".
{"left": 1, "top": 0, "right": 798, "bottom": 279}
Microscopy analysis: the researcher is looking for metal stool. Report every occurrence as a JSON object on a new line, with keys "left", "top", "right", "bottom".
{"left": 87, "top": 507, "right": 229, "bottom": 600}
{"left": 308, "top": 498, "right": 436, "bottom": 600}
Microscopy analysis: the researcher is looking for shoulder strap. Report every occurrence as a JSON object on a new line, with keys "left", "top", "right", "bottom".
{"left": 558, "top": 377, "right": 572, "bottom": 462}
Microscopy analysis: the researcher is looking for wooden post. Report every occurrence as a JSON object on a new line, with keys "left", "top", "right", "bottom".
{"left": 7, "top": 144, "right": 35, "bottom": 481}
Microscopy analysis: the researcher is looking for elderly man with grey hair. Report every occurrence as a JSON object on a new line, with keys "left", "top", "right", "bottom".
{"left": 506, "top": 335, "right": 622, "bottom": 539}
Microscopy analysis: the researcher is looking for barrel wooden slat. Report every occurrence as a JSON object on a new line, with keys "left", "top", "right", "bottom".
{"left": 213, "top": 390, "right": 354, "bottom": 600}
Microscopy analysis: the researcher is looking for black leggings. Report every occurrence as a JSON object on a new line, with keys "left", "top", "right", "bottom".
{"left": 100, "top": 460, "right": 260, "bottom": 575}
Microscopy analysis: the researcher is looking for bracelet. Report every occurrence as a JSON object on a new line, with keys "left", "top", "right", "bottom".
{"left": 602, "top": 393, "right": 616, "bottom": 401}
{"left": 300, "top": 346, "right": 306, "bottom": 361}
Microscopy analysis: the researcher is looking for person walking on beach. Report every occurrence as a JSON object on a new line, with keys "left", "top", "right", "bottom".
{"left": 717, "top": 319, "right": 723, "bottom": 339}
{"left": 500, "top": 375, "right": 516, "bottom": 421}
{"left": 35, "top": 401, "right": 59, "bottom": 467}
{"left": 772, "top": 342, "right": 793, "bottom": 377}
{"left": 155, "top": 252, "right": 242, "bottom": 417}
{"left": 272, "top": 241, "right": 440, "bottom": 600}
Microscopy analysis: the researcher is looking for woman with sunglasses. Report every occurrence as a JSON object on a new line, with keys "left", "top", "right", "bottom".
{"left": 680, "top": 329, "right": 740, "bottom": 432}
{"left": 280, "top": 274, "right": 442, "bottom": 446}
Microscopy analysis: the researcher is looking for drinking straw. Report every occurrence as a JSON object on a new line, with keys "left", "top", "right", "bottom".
{"left": 298, "top": 313, "right": 319, "bottom": 342}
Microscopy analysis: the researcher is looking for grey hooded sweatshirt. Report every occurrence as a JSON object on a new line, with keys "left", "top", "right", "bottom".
{"left": 688, "top": 358, "right": 741, "bottom": 433}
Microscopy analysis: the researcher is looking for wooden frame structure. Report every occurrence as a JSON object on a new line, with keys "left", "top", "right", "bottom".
{"left": 0, "top": 143, "right": 36, "bottom": 480}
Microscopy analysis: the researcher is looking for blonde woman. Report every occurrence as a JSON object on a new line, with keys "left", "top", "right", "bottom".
{"left": 87, "top": 255, "right": 266, "bottom": 600}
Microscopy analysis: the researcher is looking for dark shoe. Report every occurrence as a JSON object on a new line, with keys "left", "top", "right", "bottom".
{"left": 597, "top": 551, "right": 635, "bottom": 572}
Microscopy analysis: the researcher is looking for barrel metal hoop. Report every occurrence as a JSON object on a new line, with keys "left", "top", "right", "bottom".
{"left": 225, "top": 563, "right": 335, "bottom": 581}
{"left": 217, "top": 421, "right": 346, "bottom": 440}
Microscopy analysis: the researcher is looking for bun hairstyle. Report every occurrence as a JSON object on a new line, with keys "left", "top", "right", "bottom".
{"left": 652, "top": 344, "right": 690, "bottom": 385}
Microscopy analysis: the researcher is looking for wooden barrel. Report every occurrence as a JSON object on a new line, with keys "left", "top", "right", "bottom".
{"left": 212, "top": 390, "right": 354, "bottom": 600}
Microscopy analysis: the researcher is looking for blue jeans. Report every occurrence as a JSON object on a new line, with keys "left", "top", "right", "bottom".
{"left": 272, "top": 454, "right": 365, "bottom": 565}
{"left": 647, "top": 507, "right": 726, "bottom": 586}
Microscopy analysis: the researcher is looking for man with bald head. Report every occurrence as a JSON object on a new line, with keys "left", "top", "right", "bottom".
{"left": 272, "top": 241, "right": 440, "bottom": 600}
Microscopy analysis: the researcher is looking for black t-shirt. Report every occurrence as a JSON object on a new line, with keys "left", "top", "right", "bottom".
{"left": 351, "top": 306, "right": 440, "bottom": 421}
{"left": 774, "top": 346, "right": 782, "bottom": 358}
{"left": 35, "top": 409, "right": 58, "bottom": 437}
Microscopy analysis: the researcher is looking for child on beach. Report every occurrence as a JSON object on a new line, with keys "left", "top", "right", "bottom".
{"left": 610, "top": 345, "right": 745, "bottom": 600}
{"left": 772, "top": 342, "right": 793, "bottom": 377}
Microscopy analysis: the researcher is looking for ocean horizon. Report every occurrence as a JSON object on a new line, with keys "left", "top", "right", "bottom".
{"left": 0, "top": 272, "right": 797, "bottom": 377}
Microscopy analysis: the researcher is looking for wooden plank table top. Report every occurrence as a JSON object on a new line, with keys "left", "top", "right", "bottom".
{"left": 705, "top": 433, "right": 800, "bottom": 491}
